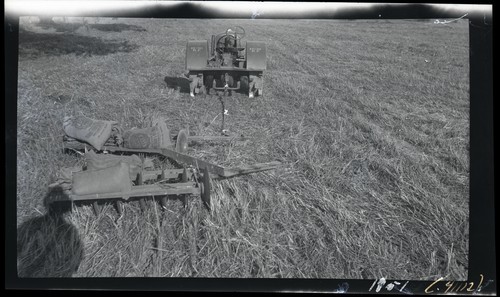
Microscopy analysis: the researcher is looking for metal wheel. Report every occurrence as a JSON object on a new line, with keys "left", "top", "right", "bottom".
{"left": 205, "top": 75, "right": 214, "bottom": 95}
{"left": 240, "top": 76, "right": 249, "bottom": 93}
{"left": 249, "top": 72, "right": 263, "bottom": 97}
{"left": 189, "top": 74, "right": 198, "bottom": 97}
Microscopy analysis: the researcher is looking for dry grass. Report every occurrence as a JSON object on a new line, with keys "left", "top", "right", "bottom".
{"left": 16, "top": 17, "right": 469, "bottom": 280}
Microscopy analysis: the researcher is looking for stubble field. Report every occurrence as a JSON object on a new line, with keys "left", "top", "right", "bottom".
{"left": 16, "top": 17, "right": 470, "bottom": 280}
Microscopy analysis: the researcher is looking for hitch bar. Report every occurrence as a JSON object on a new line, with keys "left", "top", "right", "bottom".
{"left": 213, "top": 81, "right": 241, "bottom": 91}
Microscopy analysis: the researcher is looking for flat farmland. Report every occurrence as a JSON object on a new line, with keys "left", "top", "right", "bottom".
{"left": 16, "top": 18, "right": 470, "bottom": 279}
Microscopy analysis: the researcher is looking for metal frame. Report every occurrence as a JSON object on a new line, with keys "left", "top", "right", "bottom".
{"left": 62, "top": 138, "right": 281, "bottom": 214}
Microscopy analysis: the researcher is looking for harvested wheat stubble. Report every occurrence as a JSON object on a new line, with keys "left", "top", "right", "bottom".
{"left": 17, "top": 18, "right": 469, "bottom": 279}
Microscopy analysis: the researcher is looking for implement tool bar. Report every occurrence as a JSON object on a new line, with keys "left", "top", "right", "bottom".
{"left": 69, "top": 182, "right": 200, "bottom": 201}
{"left": 64, "top": 142, "right": 281, "bottom": 178}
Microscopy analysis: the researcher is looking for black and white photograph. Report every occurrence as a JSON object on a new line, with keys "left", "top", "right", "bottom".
{"left": 6, "top": 1, "right": 494, "bottom": 294}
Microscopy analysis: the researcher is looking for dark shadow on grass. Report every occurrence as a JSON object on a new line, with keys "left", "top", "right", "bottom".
{"left": 36, "top": 20, "right": 146, "bottom": 33}
{"left": 37, "top": 21, "right": 83, "bottom": 33}
{"left": 17, "top": 186, "right": 83, "bottom": 277}
{"left": 89, "top": 23, "right": 147, "bottom": 32}
{"left": 164, "top": 75, "right": 191, "bottom": 93}
{"left": 18, "top": 28, "right": 140, "bottom": 59}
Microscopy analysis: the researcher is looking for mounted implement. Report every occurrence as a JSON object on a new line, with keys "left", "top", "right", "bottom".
{"left": 185, "top": 26, "right": 266, "bottom": 98}
{"left": 60, "top": 125, "right": 281, "bottom": 215}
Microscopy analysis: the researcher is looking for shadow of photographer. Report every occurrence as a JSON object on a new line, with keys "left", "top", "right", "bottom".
{"left": 17, "top": 186, "right": 83, "bottom": 277}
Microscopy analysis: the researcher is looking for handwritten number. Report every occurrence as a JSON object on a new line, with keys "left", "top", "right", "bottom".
{"left": 459, "top": 282, "right": 468, "bottom": 291}
{"left": 425, "top": 277, "right": 444, "bottom": 293}
{"left": 369, "top": 275, "right": 485, "bottom": 294}
{"left": 463, "top": 282, "right": 474, "bottom": 291}
{"left": 400, "top": 281, "right": 409, "bottom": 292}
{"left": 422, "top": 274, "right": 485, "bottom": 294}
{"left": 444, "top": 281, "right": 454, "bottom": 294}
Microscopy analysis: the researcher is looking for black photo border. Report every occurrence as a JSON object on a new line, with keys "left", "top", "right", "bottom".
{"left": 5, "top": 1, "right": 495, "bottom": 294}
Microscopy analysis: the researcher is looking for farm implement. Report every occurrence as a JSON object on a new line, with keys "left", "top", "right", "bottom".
{"left": 56, "top": 115, "right": 280, "bottom": 215}
{"left": 185, "top": 26, "right": 266, "bottom": 98}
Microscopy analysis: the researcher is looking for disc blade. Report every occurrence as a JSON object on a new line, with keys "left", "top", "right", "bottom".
{"left": 176, "top": 129, "right": 189, "bottom": 153}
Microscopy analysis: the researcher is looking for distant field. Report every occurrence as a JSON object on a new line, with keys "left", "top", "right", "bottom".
{"left": 16, "top": 17, "right": 469, "bottom": 279}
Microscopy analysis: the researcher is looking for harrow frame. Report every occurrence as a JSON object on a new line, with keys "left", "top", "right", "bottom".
{"left": 62, "top": 136, "right": 280, "bottom": 214}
